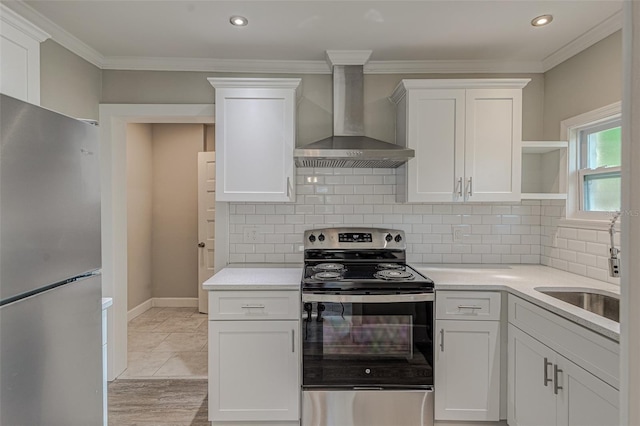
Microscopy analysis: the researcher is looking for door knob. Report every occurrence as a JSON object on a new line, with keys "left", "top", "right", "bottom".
{"left": 198, "top": 242, "right": 205, "bottom": 248}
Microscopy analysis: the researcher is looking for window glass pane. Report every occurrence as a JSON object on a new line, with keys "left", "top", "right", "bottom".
{"left": 586, "top": 126, "right": 621, "bottom": 168}
{"left": 583, "top": 172, "right": 621, "bottom": 212}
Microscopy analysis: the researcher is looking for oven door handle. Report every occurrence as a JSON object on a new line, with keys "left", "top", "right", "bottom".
{"left": 301, "top": 293, "right": 434, "bottom": 303}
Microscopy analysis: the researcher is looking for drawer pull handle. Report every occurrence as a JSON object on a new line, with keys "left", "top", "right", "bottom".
{"left": 543, "top": 357, "right": 552, "bottom": 386}
{"left": 292, "top": 329, "right": 295, "bottom": 353}
{"left": 241, "top": 304, "right": 265, "bottom": 309}
{"left": 440, "top": 329, "right": 444, "bottom": 352}
{"left": 553, "top": 364, "right": 563, "bottom": 394}
{"left": 457, "top": 305, "right": 482, "bottom": 310}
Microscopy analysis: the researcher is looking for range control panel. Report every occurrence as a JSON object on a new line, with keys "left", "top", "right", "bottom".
{"left": 303, "top": 227, "right": 405, "bottom": 250}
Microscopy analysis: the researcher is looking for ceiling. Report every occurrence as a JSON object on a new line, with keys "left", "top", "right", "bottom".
{"left": 2, "top": 0, "right": 623, "bottom": 73}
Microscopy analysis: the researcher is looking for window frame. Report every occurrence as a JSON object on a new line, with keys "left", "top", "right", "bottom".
{"left": 560, "top": 102, "right": 622, "bottom": 227}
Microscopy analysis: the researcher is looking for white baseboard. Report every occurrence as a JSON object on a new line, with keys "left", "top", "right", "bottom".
{"left": 127, "top": 297, "right": 199, "bottom": 321}
{"left": 128, "top": 299, "right": 153, "bottom": 321}
{"left": 152, "top": 297, "right": 199, "bottom": 308}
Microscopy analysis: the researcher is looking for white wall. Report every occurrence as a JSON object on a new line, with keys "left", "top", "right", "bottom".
{"left": 126, "top": 123, "right": 153, "bottom": 310}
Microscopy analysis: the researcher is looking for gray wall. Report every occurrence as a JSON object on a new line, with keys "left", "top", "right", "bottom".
{"left": 40, "top": 40, "right": 102, "bottom": 120}
{"left": 101, "top": 71, "right": 544, "bottom": 142}
{"left": 543, "top": 30, "right": 622, "bottom": 140}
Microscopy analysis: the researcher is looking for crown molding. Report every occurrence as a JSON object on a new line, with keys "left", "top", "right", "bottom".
{"left": 325, "top": 50, "right": 372, "bottom": 67}
{"left": 0, "top": 3, "right": 50, "bottom": 42}
{"left": 102, "top": 56, "right": 331, "bottom": 74}
{"left": 208, "top": 77, "right": 301, "bottom": 89}
{"left": 542, "top": 10, "right": 623, "bottom": 72}
{"left": 365, "top": 60, "right": 544, "bottom": 74}
{"left": 2, "top": 0, "right": 104, "bottom": 68}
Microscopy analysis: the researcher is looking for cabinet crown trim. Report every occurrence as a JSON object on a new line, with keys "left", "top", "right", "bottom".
{"left": 0, "top": 4, "right": 50, "bottom": 42}
{"left": 208, "top": 77, "right": 301, "bottom": 89}
{"left": 390, "top": 78, "right": 531, "bottom": 103}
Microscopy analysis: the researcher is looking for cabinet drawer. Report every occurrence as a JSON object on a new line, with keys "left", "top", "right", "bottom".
{"left": 436, "top": 291, "right": 501, "bottom": 320}
{"left": 209, "top": 290, "right": 299, "bottom": 320}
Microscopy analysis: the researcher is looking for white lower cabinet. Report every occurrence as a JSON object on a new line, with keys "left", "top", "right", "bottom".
{"left": 507, "top": 294, "right": 619, "bottom": 426}
{"left": 508, "top": 325, "right": 618, "bottom": 426}
{"left": 208, "top": 290, "right": 300, "bottom": 424}
{"left": 435, "top": 291, "right": 501, "bottom": 421}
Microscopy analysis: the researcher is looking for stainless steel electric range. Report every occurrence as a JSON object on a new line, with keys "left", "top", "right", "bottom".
{"left": 300, "top": 227, "right": 435, "bottom": 426}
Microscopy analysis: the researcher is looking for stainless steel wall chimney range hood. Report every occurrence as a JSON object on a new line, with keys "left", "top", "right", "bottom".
{"left": 294, "top": 51, "right": 414, "bottom": 168}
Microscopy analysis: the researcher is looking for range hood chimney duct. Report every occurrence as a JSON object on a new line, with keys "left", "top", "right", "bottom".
{"left": 294, "top": 50, "right": 414, "bottom": 168}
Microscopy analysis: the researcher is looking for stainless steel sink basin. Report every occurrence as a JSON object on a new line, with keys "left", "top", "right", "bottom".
{"left": 537, "top": 290, "right": 620, "bottom": 322}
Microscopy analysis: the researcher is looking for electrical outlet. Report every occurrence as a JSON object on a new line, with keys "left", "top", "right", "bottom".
{"left": 243, "top": 227, "right": 259, "bottom": 243}
{"left": 452, "top": 225, "right": 465, "bottom": 243}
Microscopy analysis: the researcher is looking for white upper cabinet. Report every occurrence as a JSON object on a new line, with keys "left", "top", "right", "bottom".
{"left": 0, "top": 4, "right": 50, "bottom": 105}
{"left": 208, "top": 78, "right": 300, "bottom": 202}
{"left": 391, "top": 79, "right": 529, "bottom": 203}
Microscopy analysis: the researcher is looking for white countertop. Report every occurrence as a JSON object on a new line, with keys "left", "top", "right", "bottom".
{"left": 203, "top": 267, "right": 302, "bottom": 290}
{"left": 203, "top": 264, "right": 620, "bottom": 342}
{"left": 418, "top": 264, "right": 620, "bottom": 341}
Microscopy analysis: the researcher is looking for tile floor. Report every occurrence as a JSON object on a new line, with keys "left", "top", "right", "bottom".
{"left": 120, "top": 307, "right": 208, "bottom": 379}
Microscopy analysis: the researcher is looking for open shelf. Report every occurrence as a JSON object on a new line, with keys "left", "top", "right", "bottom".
{"left": 521, "top": 141, "right": 568, "bottom": 200}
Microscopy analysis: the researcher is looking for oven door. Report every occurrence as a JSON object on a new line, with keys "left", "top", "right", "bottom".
{"left": 301, "top": 292, "right": 434, "bottom": 389}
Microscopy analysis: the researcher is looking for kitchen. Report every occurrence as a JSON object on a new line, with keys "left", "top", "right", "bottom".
{"left": 0, "top": 1, "right": 639, "bottom": 426}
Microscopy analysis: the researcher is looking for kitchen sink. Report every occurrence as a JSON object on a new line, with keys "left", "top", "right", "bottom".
{"left": 536, "top": 289, "right": 620, "bottom": 322}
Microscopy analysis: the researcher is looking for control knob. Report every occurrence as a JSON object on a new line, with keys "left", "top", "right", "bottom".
{"left": 385, "top": 233, "right": 393, "bottom": 242}
{"left": 308, "top": 234, "right": 316, "bottom": 243}
{"left": 395, "top": 234, "right": 402, "bottom": 242}
{"left": 318, "top": 234, "right": 325, "bottom": 242}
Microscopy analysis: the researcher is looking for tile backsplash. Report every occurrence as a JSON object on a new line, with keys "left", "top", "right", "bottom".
{"left": 227, "top": 167, "right": 618, "bottom": 285}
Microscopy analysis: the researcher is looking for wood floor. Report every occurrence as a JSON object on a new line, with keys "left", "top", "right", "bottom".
{"left": 108, "top": 379, "right": 209, "bottom": 426}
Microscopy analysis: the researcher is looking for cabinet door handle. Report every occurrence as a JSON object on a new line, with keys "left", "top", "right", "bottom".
{"left": 543, "top": 357, "right": 553, "bottom": 386}
{"left": 468, "top": 177, "right": 473, "bottom": 197}
{"left": 457, "top": 177, "right": 463, "bottom": 197}
{"left": 241, "top": 304, "right": 265, "bottom": 309}
{"left": 291, "top": 329, "right": 295, "bottom": 353}
{"left": 440, "top": 329, "right": 444, "bottom": 352}
{"left": 553, "top": 364, "right": 563, "bottom": 394}
{"left": 286, "top": 177, "right": 291, "bottom": 197}
{"left": 457, "top": 305, "right": 482, "bottom": 310}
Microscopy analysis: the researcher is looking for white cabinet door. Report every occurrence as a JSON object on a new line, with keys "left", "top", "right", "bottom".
{"left": 392, "top": 79, "right": 527, "bottom": 203}
{"left": 464, "top": 89, "right": 522, "bottom": 202}
{"left": 556, "top": 357, "right": 619, "bottom": 426}
{"left": 404, "top": 89, "right": 465, "bottom": 203}
{"left": 208, "top": 320, "right": 299, "bottom": 422}
{"left": 435, "top": 320, "right": 500, "bottom": 421}
{"left": 508, "top": 325, "right": 557, "bottom": 426}
{"left": 210, "top": 78, "right": 300, "bottom": 202}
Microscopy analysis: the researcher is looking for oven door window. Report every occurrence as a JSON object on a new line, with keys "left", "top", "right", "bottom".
{"left": 302, "top": 300, "right": 433, "bottom": 388}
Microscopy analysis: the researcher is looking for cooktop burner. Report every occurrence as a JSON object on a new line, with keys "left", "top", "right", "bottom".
{"left": 313, "top": 263, "right": 346, "bottom": 272}
{"left": 313, "top": 271, "right": 343, "bottom": 281}
{"left": 374, "top": 269, "right": 414, "bottom": 280}
{"left": 377, "top": 263, "right": 405, "bottom": 270}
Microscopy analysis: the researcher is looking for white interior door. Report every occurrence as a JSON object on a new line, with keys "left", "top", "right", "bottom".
{"left": 198, "top": 151, "right": 216, "bottom": 313}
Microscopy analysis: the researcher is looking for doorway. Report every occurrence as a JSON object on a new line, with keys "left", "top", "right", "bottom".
{"left": 99, "top": 104, "right": 229, "bottom": 381}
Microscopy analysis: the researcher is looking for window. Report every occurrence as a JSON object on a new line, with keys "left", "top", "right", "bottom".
{"left": 578, "top": 119, "right": 621, "bottom": 212}
{"left": 561, "top": 102, "right": 622, "bottom": 224}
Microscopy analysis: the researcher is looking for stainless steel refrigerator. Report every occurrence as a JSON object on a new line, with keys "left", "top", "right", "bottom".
{"left": 0, "top": 94, "right": 103, "bottom": 425}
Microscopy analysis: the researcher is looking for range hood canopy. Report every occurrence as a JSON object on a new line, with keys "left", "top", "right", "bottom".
{"left": 294, "top": 50, "right": 414, "bottom": 168}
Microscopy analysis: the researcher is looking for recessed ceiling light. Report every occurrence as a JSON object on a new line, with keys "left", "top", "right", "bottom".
{"left": 230, "top": 16, "right": 248, "bottom": 27}
{"left": 531, "top": 14, "right": 553, "bottom": 27}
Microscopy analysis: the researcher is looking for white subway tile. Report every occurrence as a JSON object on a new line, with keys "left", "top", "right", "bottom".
{"left": 551, "top": 258, "right": 568, "bottom": 271}
{"left": 333, "top": 168, "right": 353, "bottom": 175}
{"left": 492, "top": 206, "right": 511, "bottom": 215}
{"left": 432, "top": 224, "right": 452, "bottom": 234}
{"left": 452, "top": 204, "right": 473, "bottom": 214}
{"left": 443, "top": 254, "right": 462, "bottom": 263}
{"left": 315, "top": 185, "right": 333, "bottom": 194}
{"left": 285, "top": 215, "right": 305, "bottom": 224}
{"left": 481, "top": 234, "right": 501, "bottom": 244}
{"left": 472, "top": 205, "right": 492, "bottom": 214}
{"left": 423, "top": 254, "right": 443, "bottom": 263}
{"left": 275, "top": 205, "right": 295, "bottom": 215}
{"left": 531, "top": 245, "right": 541, "bottom": 255}
{"left": 265, "top": 234, "right": 285, "bottom": 244}
{"left": 383, "top": 214, "right": 404, "bottom": 223}
{"left": 433, "top": 205, "right": 453, "bottom": 214}
{"left": 265, "top": 254, "right": 285, "bottom": 263}
{"left": 510, "top": 225, "right": 531, "bottom": 235}
{"left": 324, "top": 215, "right": 344, "bottom": 224}
{"left": 521, "top": 235, "right": 541, "bottom": 245}
{"left": 492, "top": 225, "right": 512, "bottom": 235}
{"left": 482, "top": 215, "right": 502, "bottom": 225}
{"left": 511, "top": 206, "right": 531, "bottom": 215}
{"left": 364, "top": 175, "right": 384, "bottom": 185}
{"left": 344, "top": 175, "right": 364, "bottom": 185}
{"left": 314, "top": 205, "right": 334, "bottom": 214}
{"left": 246, "top": 215, "right": 266, "bottom": 225}
{"left": 576, "top": 252, "right": 596, "bottom": 265}
{"left": 501, "top": 254, "right": 521, "bottom": 263}
{"left": 567, "top": 240, "right": 586, "bottom": 252}
{"left": 452, "top": 244, "right": 472, "bottom": 254}
{"left": 423, "top": 215, "right": 443, "bottom": 224}
{"left": 586, "top": 242, "right": 607, "bottom": 256}
{"left": 297, "top": 185, "right": 315, "bottom": 195}
{"left": 443, "top": 215, "right": 462, "bottom": 224}
{"left": 255, "top": 205, "right": 275, "bottom": 214}
{"left": 491, "top": 245, "right": 511, "bottom": 254}
{"left": 521, "top": 215, "right": 541, "bottom": 225}
{"left": 230, "top": 215, "right": 246, "bottom": 224}
{"left": 383, "top": 175, "right": 397, "bottom": 185}
{"left": 363, "top": 214, "right": 383, "bottom": 223}
{"left": 559, "top": 249, "right": 577, "bottom": 263}
{"left": 462, "top": 214, "right": 482, "bottom": 225}
{"left": 462, "top": 254, "right": 482, "bottom": 263}
{"left": 374, "top": 205, "right": 393, "bottom": 214}
{"left": 236, "top": 244, "right": 256, "bottom": 253}
{"left": 511, "top": 245, "right": 531, "bottom": 255}
{"left": 501, "top": 215, "right": 521, "bottom": 225}
{"left": 577, "top": 229, "right": 598, "bottom": 242}
{"left": 521, "top": 255, "right": 540, "bottom": 264}
{"left": 344, "top": 215, "right": 365, "bottom": 224}
{"left": 586, "top": 266, "right": 608, "bottom": 282}
{"left": 265, "top": 215, "right": 285, "bottom": 224}
{"left": 423, "top": 234, "right": 442, "bottom": 243}
{"left": 393, "top": 204, "right": 414, "bottom": 214}
{"left": 344, "top": 195, "right": 364, "bottom": 204}
{"left": 256, "top": 244, "right": 275, "bottom": 254}
{"left": 354, "top": 185, "right": 374, "bottom": 195}
{"left": 412, "top": 244, "right": 433, "bottom": 253}
{"left": 433, "top": 244, "right": 452, "bottom": 254}
{"left": 501, "top": 235, "right": 521, "bottom": 244}
{"left": 313, "top": 168, "right": 334, "bottom": 175}
{"left": 353, "top": 168, "right": 373, "bottom": 175}
{"left": 285, "top": 253, "right": 303, "bottom": 263}
{"left": 354, "top": 205, "right": 374, "bottom": 214}
{"left": 304, "top": 195, "right": 324, "bottom": 204}
{"left": 413, "top": 205, "right": 433, "bottom": 214}
{"left": 363, "top": 195, "right": 384, "bottom": 204}
{"left": 335, "top": 205, "right": 354, "bottom": 214}
{"left": 373, "top": 185, "right": 394, "bottom": 195}
{"left": 324, "top": 195, "right": 345, "bottom": 205}
{"left": 481, "top": 254, "right": 501, "bottom": 264}
{"left": 334, "top": 185, "right": 355, "bottom": 195}
{"left": 568, "top": 263, "right": 587, "bottom": 276}
{"left": 404, "top": 215, "right": 423, "bottom": 224}
{"left": 229, "top": 254, "right": 246, "bottom": 263}
{"left": 324, "top": 176, "right": 344, "bottom": 185}
{"left": 274, "top": 224, "right": 295, "bottom": 234}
